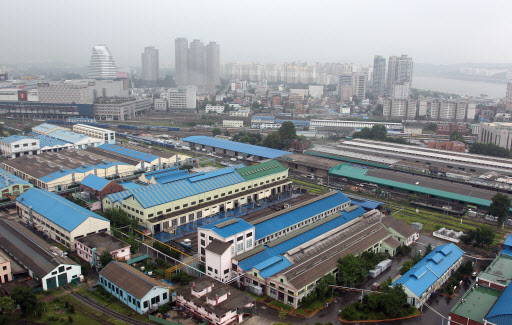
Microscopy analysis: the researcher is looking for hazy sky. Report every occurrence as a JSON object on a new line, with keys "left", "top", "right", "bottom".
{"left": 2, "top": 0, "right": 511, "bottom": 68}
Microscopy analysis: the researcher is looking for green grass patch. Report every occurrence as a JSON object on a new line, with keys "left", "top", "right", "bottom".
{"left": 269, "top": 300, "right": 294, "bottom": 311}
{"left": 76, "top": 287, "right": 148, "bottom": 323}
{"left": 295, "top": 295, "right": 334, "bottom": 316}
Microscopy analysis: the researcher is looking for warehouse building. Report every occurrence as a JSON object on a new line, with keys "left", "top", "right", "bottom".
{"left": 0, "top": 219, "right": 81, "bottom": 290}
{"left": 3, "top": 149, "right": 135, "bottom": 191}
{"left": 392, "top": 243, "right": 465, "bottom": 308}
{"left": 310, "top": 120, "right": 403, "bottom": 133}
{"left": 0, "top": 135, "right": 40, "bottom": 158}
{"left": 338, "top": 138, "right": 512, "bottom": 174}
{"left": 103, "top": 160, "right": 292, "bottom": 233}
{"left": 329, "top": 163, "right": 503, "bottom": 209}
{"left": 72, "top": 124, "right": 116, "bottom": 144}
{"left": 93, "top": 144, "right": 182, "bottom": 171}
{"left": 16, "top": 188, "right": 111, "bottom": 249}
{"left": 32, "top": 123, "right": 103, "bottom": 149}
{"left": 80, "top": 174, "right": 124, "bottom": 201}
{"left": 198, "top": 191, "right": 416, "bottom": 308}
{"left": 99, "top": 261, "right": 170, "bottom": 314}
{"left": 0, "top": 167, "right": 32, "bottom": 197}
{"left": 182, "top": 136, "right": 289, "bottom": 160}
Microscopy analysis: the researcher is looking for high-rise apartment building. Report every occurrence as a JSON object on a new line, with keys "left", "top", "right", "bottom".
{"left": 372, "top": 55, "right": 386, "bottom": 96}
{"left": 88, "top": 45, "right": 117, "bottom": 80}
{"left": 141, "top": 46, "right": 159, "bottom": 86}
{"left": 205, "top": 42, "right": 221, "bottom": 93}
{"left": 387, "top": 55, "right": 413, "bottom": 93}
{"left": 338, "top": 72, "right": 366, "bottom": 100}
{"left": 392, "top": 81, "right": 410, "bottom": 100}
{"left": 189, "top": 40, "right": 205, "bottom": 89}
{"left": 175, "top": 38, "right": 189, "bottom": 86}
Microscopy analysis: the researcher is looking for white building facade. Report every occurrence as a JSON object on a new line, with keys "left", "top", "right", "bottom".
{"left": 72, "top": 124, "right": 115, "bottom": 144}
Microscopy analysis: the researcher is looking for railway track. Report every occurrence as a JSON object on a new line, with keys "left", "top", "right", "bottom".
{"left": 69, "top": 291, "right": 149, "bottom": 325}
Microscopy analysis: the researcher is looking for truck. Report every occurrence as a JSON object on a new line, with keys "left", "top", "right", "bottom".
{"left": 181, "top": 146, "right": 191, "bottom": 151}
{"left": 230, "top": 157, "right": 237, "bottom": 162}
{"left": 369, "top": 259, "right": 392, "bottom": 278}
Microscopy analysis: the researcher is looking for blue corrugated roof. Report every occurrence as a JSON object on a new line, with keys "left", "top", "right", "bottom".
{"left": 200, "top": 218, "right": 254, "bottom": 238}
{"left": 0, "top": 135, "right": 34, "bottom": 144}
{"left": 485, "top": 282, "right": 512, "bottom": 323}
{"left": 0, "top": 167, "right": 31, "bottom": 188}
{"left": 238, "top": 206, "right": 367, "bottom": 273}
{"left": 120, "top": 181, "right": 144, "bottom": 190}
{"left": 503, "top": 235, "right": 512, "bottom": 257}
{"left": 350, "top": 199, "right": 384, "bottom": 210}
{"left": 255, "top": 191, "right": 350, "bottom": 240}
{"left": 106, "top": 166, "right": 245, "bottom": 209}
{"left": 182, "top": 136, "right": 289, "bottom": 159}
{"left": 275, "top": 120, "right": 311, "bottom": 126}
{"left": 141, "top": 168, "right": 195, "bottom": 185}
{"left": 81, "top": 174, "right": 111, "bottom": 191}
{"left": 255, "top": 256, "right": 293, "bottom": 279}
{"left": 99, "top": 144, "right": 159, "bottom": 163}
{"left": 32, "top": 123, "right": 61, "bottom": 133}
{"left": 39, "top": 162, "right": 131, "bottom": 183}
{"left": 30, "top": 132, "right": 70, "bottom": 148}
{"left": 392, "top": 243, "right": 465, "bottom": 297}
{"left": 47, "top": 129, "right": 90, "bottom": 144}
{"left": 16, "top": 188, "right": 108, "bottom": 231}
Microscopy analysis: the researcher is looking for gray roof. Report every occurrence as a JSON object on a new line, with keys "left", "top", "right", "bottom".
{"left": 3, "top": 148, "right": 130, "bottom": 179}
{"left": 382, "top": 216, "right": 417, "bottom": 239}
{"left": 384, "top": 236, "right": 401, "bottom": 249}
{"left": 175, "top": 277, "right": 255, "bottom": 316}
{"left": 100, "top": 261, "right": 164, "bottom": 300}
{"left": 206, "top": 239, "right": 231, "bottom": 256}
{"left": 0, "top": 219, "right": 77, "bottom": 279}
{"left": 76, "top": 232, "right": 129, "bottom": 254}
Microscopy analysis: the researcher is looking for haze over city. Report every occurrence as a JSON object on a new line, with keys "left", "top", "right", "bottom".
{"left": 2, "top": 0, "right": 512, "bottom": 66}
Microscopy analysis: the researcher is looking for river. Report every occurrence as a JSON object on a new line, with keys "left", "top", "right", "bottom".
{"left": 413, "top": 76, "right": 506, "bottom": 99}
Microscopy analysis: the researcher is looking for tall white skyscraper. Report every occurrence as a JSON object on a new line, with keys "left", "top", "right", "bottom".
{"left": 387, "top": 55, "right": 413, "bottom": 93}
{"left": 189, "top": 40, "right": 205, "bottom": 89}
{"left": 141, "top": 46, "right": 159, "bottom": 85}
{"left": 205, "top": 42, "right": 221, "bottom": 93}
{"left": 175, "top": 38, "right": 189, "bottom": 86}
{"left": 88, "top": 45, "right": 117, "bottom": 80}
{"left": 372, "top": 55, "right": 386, "bottom": 96}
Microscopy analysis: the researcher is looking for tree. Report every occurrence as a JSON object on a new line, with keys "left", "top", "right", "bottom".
{"left": 212, "top": 128, "right": 221, "bottom": 136}
{"left": 98, "top": 251, "right": 113, "bottom": 269}
{"left": 279, "top": 121, "right": 297, "bottom": 144}
{"left": 224, "top": 130, "right": 230, "bottom": 136}
{"left": 11, "top": 286, "right": 37, "bottom": 315}
{"left": 371, "top": 124, "right": 387, "bottom": 141}
{"left": 475, "top": 226, "right": 495, "bottom": 247}
{"left": 278, "top": 309, "right": 288, "bottom": 321}
{"left": 262, "top": 132, "right": 282, "bottom": 149}
{"left": 0, "top": 296, "right": 15, "bottom": 324}
{"left": 424, "top": 243, "right": 433, "bottom": 257}
{"left": 337, "top": 254, "right": 368, "bottom": 287}
{"left": 450, "top": 131, "right": 465, "bottom": 143}
{"left": 104, "top": 208, "right": 137, "bottom": 228}
{"left": 469, "top": 142, "right": 511, "bottom": 158}
{"left": 489, "top": 193, "right": 511, "bottom": 226}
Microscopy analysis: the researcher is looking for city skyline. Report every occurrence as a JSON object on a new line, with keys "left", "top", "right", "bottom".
{"left": 1, "top": 0, "right": 512, "bottom": 67}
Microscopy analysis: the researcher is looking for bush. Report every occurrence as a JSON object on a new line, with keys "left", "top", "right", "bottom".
{"left": 158, "top": 304, "right": 171, "bottom": 313}
{"left": 53, "top": 297, "right": 60, "bottom": 303}
{"left": 68, "top": 316, "right": 73, "bottom": 323}
{"left": 69, "top": 305, "right": 75, "bottom": 314}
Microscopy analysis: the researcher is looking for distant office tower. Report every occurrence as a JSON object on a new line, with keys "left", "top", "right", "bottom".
{"left": 141, "top": 46, "right": 159, "bottom": 85}
{"left": 0, "top": 66, "right": 8, "bottom": 81}
{"left": 352, "top": 72, "right": 367, "bottom": 100}
{"left": 372, "top": 55, "right": 386, "bottom": 96}
{"left": 88, "top": 45, "right": 117, "bottom": 80}
{"left": 387, "top": 55, "right": 413, "bottom": 93}
{"left": 189, "top": 40, "right": 205, "bottom": 89}
{"left": 205, "top": 42, "right": 221, "bottom": 93}
{"left": 175, "top": 38, "right": 189, "bottom": 86}
{"left": 506, "top": 82, "right": 512, "bottom": 109}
